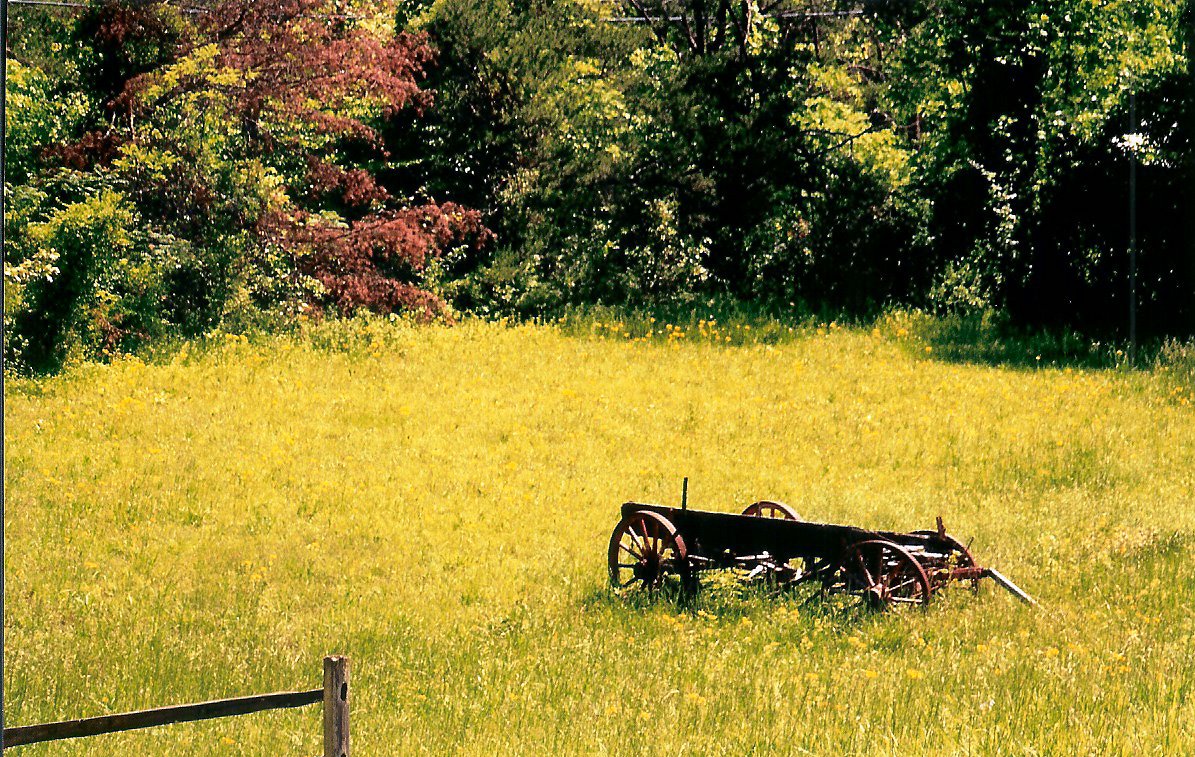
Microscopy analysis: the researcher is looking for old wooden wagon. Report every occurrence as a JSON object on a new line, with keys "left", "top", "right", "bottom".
{"left": 607, "top": 487, "right": 1034, "bottom": 609}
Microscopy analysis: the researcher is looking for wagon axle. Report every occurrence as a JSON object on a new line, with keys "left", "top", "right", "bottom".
{"left": 607, "top": 496, "right": 1036, "bottom": 610}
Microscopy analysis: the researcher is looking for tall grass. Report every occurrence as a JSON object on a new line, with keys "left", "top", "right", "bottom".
{"left": 5, "top": 319, "right": 1194, "bottom": 754}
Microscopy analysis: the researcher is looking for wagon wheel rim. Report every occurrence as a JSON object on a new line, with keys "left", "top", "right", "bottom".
{"left": 608, "top": 511, "right": 689, "bottom": 591}
{"left": 741, "top": 500, "right": 801, "bottom": 521}
{"left": 838, "top": 539, "right": 931, "bottom": 609}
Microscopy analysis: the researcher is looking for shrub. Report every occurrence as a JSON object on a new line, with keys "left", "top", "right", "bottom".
{"left": 6, "top": 190, "right": 170, "bottom": 372}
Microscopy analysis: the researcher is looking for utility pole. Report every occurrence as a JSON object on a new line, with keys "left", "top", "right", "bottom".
{"left": 1, "top": 0, "right": 9, "bottom": 746}
{"left": 1128, "top": 89, "right": 1138, "bottom": 364}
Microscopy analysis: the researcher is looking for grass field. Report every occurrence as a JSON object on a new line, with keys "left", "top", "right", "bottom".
{"left": 5, "top": 318, "right": 1195, "bottom": 755}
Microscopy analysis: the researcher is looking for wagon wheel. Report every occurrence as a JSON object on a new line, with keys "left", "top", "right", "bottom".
{"left": 741, "top": 500, "right": 801, "bottom": 521}
{"left": 911, "top": 530, "right": 979, "bottom": 592}
{"left": 608, "top": 511, "right": 690, "bottom": 591}
{"left": 836, "top": 539, "right": 931, "bottom": 609}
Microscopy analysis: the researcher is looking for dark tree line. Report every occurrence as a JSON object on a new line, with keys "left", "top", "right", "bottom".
{"left": 396, "top": 0, "right": 1193, "bottom": 332}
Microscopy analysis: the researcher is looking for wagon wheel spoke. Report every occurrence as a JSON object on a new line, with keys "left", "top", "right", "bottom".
{"left": 888, "top": 576, "right": 921, "bottom": 595}
{"left": 619, "top": 533, "right": 645, "bottom": 557}
{"left": 888, "top": 559, "right": 927, "bottom": 598}
{"left": 646, "top": 520, "right": 663, "bottom": 557}
{"left": 625, "top": 528, "right": 646, "bottom": 555}
{"left": 612, "top": 566, "right": 641, "bottom": 588}
{"left": 888, "top": 578, "right": 924, "bottom": 601}
{"left": 852, "top": 548, "right": 875, "bottom": 588}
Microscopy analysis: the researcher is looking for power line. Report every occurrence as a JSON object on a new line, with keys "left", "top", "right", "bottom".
{"left": 9, "top": 0, "right": 208, "bottom": 12}
{"left": 10, "top": 0, "right": 92, "bottom": 7}
{"left": 10, "top": 0, "right": 865, "bottom": 23}
{"left": 7, "top": 0, "right": 377, "bottom": 17}
{"left": 603, "top": 9, "right": 865, "bottom": 22}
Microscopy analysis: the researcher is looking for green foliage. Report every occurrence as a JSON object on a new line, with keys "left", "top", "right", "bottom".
{"left": 5, "top": 0, "right": 480, "bottom": 372}
{"left": 5, "top": 190, "right": 174, "bottom": 372}
{"left": 74, "top": 1, "right": 192, "bottom": 104}
{"left": 397, "top": 0, "right": 1193, "bottom": 329}
{"left": 881, "top": 0, "right": 1193, "bottom": 332}
{"left": 6, "top": 0, "right": 1194, "bottom": 372}
{"left": 109, "top": 42, "right": 294, "bottom": 331}
{"left": 5, "top": 59, "right": 89, "bottom": 185}
{"left": 404, "top": 1, "right": 932, "bottom": 316}
{"left": 395, "top": 0, "right": 671, "bottom": 312}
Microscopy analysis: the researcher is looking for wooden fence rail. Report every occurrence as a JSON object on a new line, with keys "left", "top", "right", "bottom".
{"left": 2, "top": 655, "right": 349, "bottom": 755}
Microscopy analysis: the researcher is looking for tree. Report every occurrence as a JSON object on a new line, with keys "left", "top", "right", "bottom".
{"left": 113, "top": 0, "right": 492, "bottom": 318}
{"left": 7, "top": 0, "right": 490, "bottom": 371}
{"left": 398, "top": 0, "right": 928, "bottom": 315}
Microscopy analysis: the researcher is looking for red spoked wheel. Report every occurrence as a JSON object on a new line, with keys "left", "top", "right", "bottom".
{"left": 608, "top": 511, "right": 690, "bottom": 591}
{"left": 741, "top": 500, "right": 801, "bottom": 520}
{"left": 835, "top": 539, "right": 932, "bottom": 609}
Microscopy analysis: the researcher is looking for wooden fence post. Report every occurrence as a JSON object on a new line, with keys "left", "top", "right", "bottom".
{"left": 322, "top": 656, "right": 349, "bottom": 757}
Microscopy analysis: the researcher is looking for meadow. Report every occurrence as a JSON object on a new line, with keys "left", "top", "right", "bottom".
{"left": 5, "top": 318, "right": 1195, "bottom": 755}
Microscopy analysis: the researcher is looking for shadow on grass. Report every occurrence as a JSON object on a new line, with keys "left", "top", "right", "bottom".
{"left": 1119, "top": 529, "right": 1191, "bottom": 563}
{"left": 885, "top": 310, "right": 1131, "bottom": 371}
{"left": 556, "top": 302, "right": 1194, "bottom": 374}
{"left": 880, "top": 309, "right": 1195, "bottom": 378}
{"left": 580, "top": 573, "right": 899, "bottom": 627}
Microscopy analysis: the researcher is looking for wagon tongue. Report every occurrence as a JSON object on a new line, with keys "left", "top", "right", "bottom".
{"left": 983, "top": 567, "right": 1038, "bottom": 606}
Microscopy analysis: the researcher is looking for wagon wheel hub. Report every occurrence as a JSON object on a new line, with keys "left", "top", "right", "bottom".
{"left": 865, "top": 586, "right": 887, "bottom": 610}
{"left": 633, "top": 552, "right": 660, "bottom": 582}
